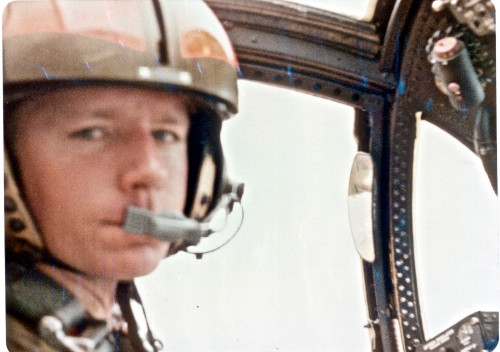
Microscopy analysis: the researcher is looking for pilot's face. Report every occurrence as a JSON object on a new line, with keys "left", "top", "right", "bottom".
{"left": 13, "top": 86, "right": 190, "bottom": 280}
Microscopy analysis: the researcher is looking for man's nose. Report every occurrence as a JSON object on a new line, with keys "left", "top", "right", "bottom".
{"left": 119, "top": 130, "right": 168, "bottom": 193}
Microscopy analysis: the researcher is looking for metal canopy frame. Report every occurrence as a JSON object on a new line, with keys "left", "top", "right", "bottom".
{"left": 207, "top": 0, "right": 394, "bottom": 108}
{"left": 205, "top": 1, "right": 496, "bottom": 352}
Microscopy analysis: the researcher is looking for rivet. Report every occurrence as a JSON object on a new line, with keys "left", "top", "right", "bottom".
{"left": 470, "top": 317, "right": 480, "bottom": 326}
{"left": 223, "top": 20, "right": 235, "bottom": 30}
{"left": 432, "top": 0, "right": 447, "bottom": 13}
{"left": 313, "top": 82, "right": 322, "bottom": 91}
{"left": 5, "top": 196, "right": 17, "bottom": 213}
{"left": 253, "top": 70, "right": 263, "bottom": 78}
{"left": 200, "top": 194, "right": 211, "bottom": 205}
{"left": 9, "top": 218, "right": 26, "bottom": 233}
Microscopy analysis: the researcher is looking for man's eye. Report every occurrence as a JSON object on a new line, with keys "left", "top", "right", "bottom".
{"left": 152, "top": 130, "right": 178, "bottom": 143}
{"left": 70, "top": 127, "right": 105, "bottom": 140}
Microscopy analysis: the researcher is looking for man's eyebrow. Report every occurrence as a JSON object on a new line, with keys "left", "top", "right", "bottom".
{"left": 72, "top": 108, "right": 189, "bottom": 124}
{"left": 157, "top": 112, "right": 190, "bottom": 125}
{"left": 90, "top": 109, "right": 115, "bottom": 119}
{"left": 58, "top": 108, "right": 114, "bottom": 119}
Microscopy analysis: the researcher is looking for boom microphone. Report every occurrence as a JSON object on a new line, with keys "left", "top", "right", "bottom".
{"left": 123, "top": 182, "right": 245, "bottom": 249}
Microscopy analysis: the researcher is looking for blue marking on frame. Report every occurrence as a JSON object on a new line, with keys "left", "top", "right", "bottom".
{"left": 84, "top": 61, "right": 93, "bottom": 72}
{"left": 361, "top": 74, "right": 369, "bottom": 88}
{"left": 196, "top": 63, "right": 203, "bottom": 75}
{"left": 398, "top": 79, "right": 406, "bottom": 95}
{"left": 425, "top": 99, "right": 433, "bottom": 111}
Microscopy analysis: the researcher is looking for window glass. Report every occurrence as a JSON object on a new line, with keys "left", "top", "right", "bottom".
{"left": 137, "top": 80, "right": 371, "bottom": 351}
{"left": 269, "top": 0, "right": 374, "bottom": 20}
{"left": 413, "top": 120, "right": 499, "bottom": 339}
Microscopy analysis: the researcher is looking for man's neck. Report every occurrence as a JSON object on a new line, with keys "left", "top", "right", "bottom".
{"left": 37, "top": 262, "right": 118, "bottom": 323}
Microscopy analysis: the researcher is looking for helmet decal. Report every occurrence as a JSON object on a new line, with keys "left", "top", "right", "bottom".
{"left": 182, "top": 29, "right": 230, "bottom": 63}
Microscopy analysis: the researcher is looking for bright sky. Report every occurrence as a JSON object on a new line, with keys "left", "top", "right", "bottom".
{"left": 285, "top": 0, "right": 374, "bottom": 19}
{"left": 137, "top": 81, "right": 371, "bottom": 351}
{"left": 413, "top": 121, "right": 499, "bottom": 338}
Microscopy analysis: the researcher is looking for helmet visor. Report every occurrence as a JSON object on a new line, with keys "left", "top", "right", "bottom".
{"left": 4, "top": 0, "right": 155, "bottom": 51}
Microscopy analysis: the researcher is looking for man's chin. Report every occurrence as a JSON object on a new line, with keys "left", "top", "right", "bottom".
{"left": 114, "top": 246, "right": 170, "bottom": 280}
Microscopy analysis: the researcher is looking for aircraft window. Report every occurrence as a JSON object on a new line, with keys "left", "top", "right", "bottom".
{"left": 412, "top": 120, "right": 499, "bottom": 339}
{"left": 137, "top": 80, "right": 371, "bottom": 351}
{"left": 275, "top": 0, "right": 374, "bottom": 20}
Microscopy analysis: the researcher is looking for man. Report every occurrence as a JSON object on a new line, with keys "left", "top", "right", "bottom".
{"left": 3, "top": 1, "right": 240, "bottom": 351}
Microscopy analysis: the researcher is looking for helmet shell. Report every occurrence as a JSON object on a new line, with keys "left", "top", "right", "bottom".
{"left": 3, "top": 0, "right": 238, "bottom": 113}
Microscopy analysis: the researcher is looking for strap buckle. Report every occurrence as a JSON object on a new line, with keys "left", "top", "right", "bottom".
{"left": 38, "top": 299, "right": 111, "bottom": 352}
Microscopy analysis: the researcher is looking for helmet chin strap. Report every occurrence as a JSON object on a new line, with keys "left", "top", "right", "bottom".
{"left": 123, "top": 182, "right": 244, "bottom": 254}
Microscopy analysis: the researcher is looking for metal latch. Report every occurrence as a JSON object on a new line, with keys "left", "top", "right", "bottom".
{"left": 39, "top": 299, "right": 111, "bottom": 352}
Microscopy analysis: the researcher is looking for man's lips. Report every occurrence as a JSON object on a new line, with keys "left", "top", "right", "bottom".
{"left": 99, "top": 219, "right": 158, "bottom": 243}
{"left": 99, "top": 205, "right": 141, "bottom": 228}
{"left": 100, "top": 219, "right": 124, "bottom": 226}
